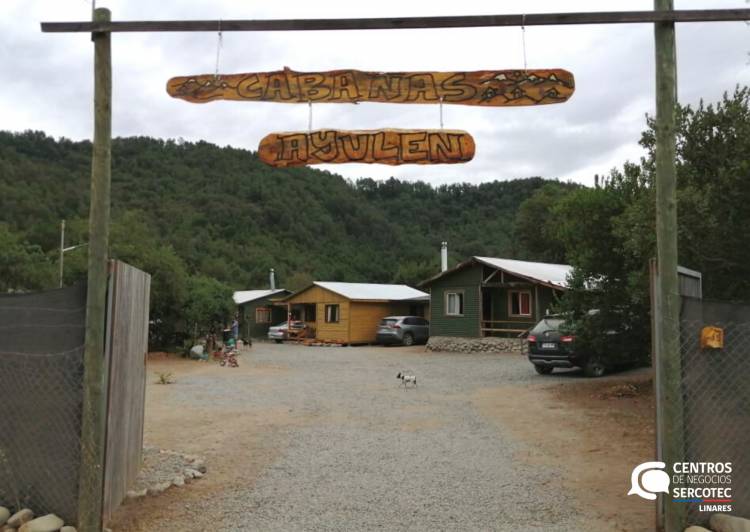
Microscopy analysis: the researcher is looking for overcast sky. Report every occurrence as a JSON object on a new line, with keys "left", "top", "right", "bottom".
{"left": 1, "top": 0, "right": 748, "bottom": 186}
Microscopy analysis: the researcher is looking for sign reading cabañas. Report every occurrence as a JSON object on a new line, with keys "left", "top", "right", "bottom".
{"left": 167, "top": 68, "right": 574, "bottom": 107}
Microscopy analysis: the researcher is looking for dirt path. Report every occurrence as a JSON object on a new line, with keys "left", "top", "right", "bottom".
{"left": 473, "top": 372, "right": 656, "bottom": 532}
{"left": 109, "top": 344, "right": 655, "bottom": 531}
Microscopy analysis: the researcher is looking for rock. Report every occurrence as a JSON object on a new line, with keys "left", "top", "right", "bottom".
{"left": 1, "top": 526, "right": 18, "bottom": 532}
{"left": 7, "top": 510, "right": 33, "bottom": 528}
{"left": 710, "top": 514, "right": 750, "bottom": 532}
{"left": 426, "top": 335, "right": 525, "bottom": 354}
{"left": 684, "top": 527, "right": 712, "bottom": 532}
{"left": 191, "top": 460, "right": 207, "bottom": 473}
{"left": 184, "top": 468, "right": 203, "bottom": 479}
{"left": 147, "top": 481, "right": 171, "bottom": 496}
{"left": 18, "top": 514, "right": 64, "bottom": 532}
{"left": 60, "top": 527, "right": 77, "bottom": 532}
{"left": 172, "top": 475, "right": 185, "bottom": 487}
{"left": 0, "top": 507, "right": 10, "bottom": 526}
{"left": 126, "top": 488, "right": 148, "bottom": 499}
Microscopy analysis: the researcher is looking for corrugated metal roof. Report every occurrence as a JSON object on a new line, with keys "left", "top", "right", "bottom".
{"left": 233, "top": 289, "right": 289, "bottom": 305}
{"left": 474, "top": 256, "right": 572, "bottom": 288}
{"left": 314, "top": 282, "right": 429, "bottom": 301}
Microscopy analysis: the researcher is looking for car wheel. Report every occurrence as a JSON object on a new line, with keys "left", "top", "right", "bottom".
{"left": 274, "top": 339, "right": 282, "bottom": 344}
{"left": 534, "top": 364, "right": 554, "bottom": 375}
{"left": 584, "top": 360, "right": 606, "bottom": 378}
{"left": 402, "top": 333, "right": 415, "bottom": 346}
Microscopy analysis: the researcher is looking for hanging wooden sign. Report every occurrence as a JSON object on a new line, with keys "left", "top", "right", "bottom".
{"left": 167, "top": 68, "right": 574, "bottom": 107}
{"left": 258, "top": 129, "right": 475, "bottom": 167}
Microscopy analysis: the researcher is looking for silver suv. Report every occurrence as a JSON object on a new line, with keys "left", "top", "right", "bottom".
{"left": 376, "top": 316, "right": 430, "bottom": 346}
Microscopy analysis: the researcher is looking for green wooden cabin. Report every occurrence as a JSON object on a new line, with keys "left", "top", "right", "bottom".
{"left": 419, "top": 256, "right": 572, "bottom": 338}
{"left": 233, "top": 289, "right": 292, "bottom": 340}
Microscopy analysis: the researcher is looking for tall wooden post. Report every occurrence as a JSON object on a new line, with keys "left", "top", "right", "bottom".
{"left": 59, "top": 220, "right": 65, "bottom": 288}
{"left": 78, "top": 7, "right": 111, "bottom": 531}
{"left": 653, "top": 1, "right": 685, "bottom": 530}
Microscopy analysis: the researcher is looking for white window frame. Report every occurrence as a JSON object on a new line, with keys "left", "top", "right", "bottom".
{"left": 325, "top": 304, "right": 340, "bottom": 323}
{"left": 508, "top": 290, "right": 533, "bottom": 318}
{"left": 445, "top": 291, "right": 464, "bottom": 317}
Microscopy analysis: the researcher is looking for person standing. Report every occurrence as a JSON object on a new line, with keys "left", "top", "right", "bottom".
{"left": 231, "top": 315, "right": 239, "bottom": 344}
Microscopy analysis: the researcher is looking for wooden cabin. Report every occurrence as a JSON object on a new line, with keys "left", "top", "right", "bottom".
{"left": 420, "top": 256, "right": 572, "bottom": 338}
{"left": 277, "top": 282, "right": 429, "bottom": 344}
{"left": 233, "top": 288, "right": 292, "bottom": 339}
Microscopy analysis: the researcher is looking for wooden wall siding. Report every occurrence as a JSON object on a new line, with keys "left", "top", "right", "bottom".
{"left": 286, "top": 286, "right": 351, "bottom": 342}
{"left": 315, "top": 301, "right": 350, "bottom": 342}
{"left": 258, "top": 129, "right": 475, "bottom": 167}
{"left": 103, "top": 261, "right": 151, "bottom": 521}
{"left": 238, "top": 299, "right": 287, "bottom": 338}
{"left": 285, "top": 285, "right": 345, "bottom": 305}
{"left": 428, "top": 263, "right": 482, "bottom": 338}
{"left": 167, "top": 68, "right": 575, "bottom": 106}
{"left": 349, "top": 302, "right": 411, "bottom": 344}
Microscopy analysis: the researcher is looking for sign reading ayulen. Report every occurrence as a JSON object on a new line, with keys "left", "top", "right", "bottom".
{"left": 258, "top": 129, "right": 475, "bottom": 167}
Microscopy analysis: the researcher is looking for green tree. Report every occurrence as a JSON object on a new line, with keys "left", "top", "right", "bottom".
{"left": 0, "top": 223, "right": 55, "bottom": 291}
{"left": 514, "top": 182, "right": 577, "bottom": 263}
{"left": 183, "top": 275, "right": 234, "bottom": 343}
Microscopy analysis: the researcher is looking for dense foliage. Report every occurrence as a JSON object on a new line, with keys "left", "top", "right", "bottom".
{"left": 3, "top": 86, "right": 747, "bottom": 350}
{"left": 0, "top": 131, "right": 565, "bottom": 343}
{"left": 514, "top": 86, "right": 750, "bottom": 359}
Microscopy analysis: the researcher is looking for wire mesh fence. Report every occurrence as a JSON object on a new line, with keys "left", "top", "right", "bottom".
{"left": 0, "top": 284, "right": 86, "bottom": 524}
{"left": 678, "top": 296, "right": 750, "bottom": 524}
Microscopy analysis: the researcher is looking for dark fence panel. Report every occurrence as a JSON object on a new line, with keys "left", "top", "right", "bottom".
{"left": 680, "top": 297, "right": 750, "bottom": 524}
{"left": 0, "top": 284, "right": 86, "bottom": 524}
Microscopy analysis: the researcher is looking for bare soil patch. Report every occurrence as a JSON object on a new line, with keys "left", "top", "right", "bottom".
{"left": 474, "top": 369, "right": 656, "bottom": 532}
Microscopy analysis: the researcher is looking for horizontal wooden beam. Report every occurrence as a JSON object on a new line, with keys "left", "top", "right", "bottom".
{"left": 41, "top": 9, "right": 750, "bottom": 33}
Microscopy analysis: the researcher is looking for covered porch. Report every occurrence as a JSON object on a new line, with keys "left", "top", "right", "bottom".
{"left": 479, "top": 265, "right": 561, "bottom": 338}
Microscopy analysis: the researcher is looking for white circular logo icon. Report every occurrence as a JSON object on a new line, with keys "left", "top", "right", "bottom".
{"left": 628, "top": 462, "right": 670, "bottom": 500}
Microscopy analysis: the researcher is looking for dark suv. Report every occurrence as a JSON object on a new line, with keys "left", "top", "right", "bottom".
{"left": 526, "top": 311, "right": 643, "bottom": 377}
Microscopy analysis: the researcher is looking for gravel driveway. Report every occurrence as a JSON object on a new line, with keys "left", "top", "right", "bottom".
{"left": 115, "top": 343, "right": 601, "bottom": 531}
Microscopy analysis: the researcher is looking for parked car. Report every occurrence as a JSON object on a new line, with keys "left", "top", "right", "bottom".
{"left": 526, "top": 312, "right": 641, "bottom": 377}
{"left": 268, "top": 320, "right": 306, "bottom": 343}
{"left": 376, "top": 316, "right": 429, "bottom": 346}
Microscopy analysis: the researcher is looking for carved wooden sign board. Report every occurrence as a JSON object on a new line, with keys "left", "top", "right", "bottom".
{"left": 167, "top": 68, "right": 575, "bottom": 107}
{"left": 258, "top": 129, "right": 475, "bottom": 167}
{"left": 166, "top": 68, "right": 574, "bottom": 166}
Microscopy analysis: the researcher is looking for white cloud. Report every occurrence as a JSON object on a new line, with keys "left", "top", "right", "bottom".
{"left": 1, "top": 0, "right": 748, "bottom": 185}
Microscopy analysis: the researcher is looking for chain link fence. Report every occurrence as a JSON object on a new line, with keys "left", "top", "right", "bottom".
{"left": 679, "top": 296, "right": 750, "bottom": 524}
{"left": 0, "top": 284, "right": 86, "bottom": 524}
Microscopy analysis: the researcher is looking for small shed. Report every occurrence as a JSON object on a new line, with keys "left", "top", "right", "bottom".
{"left": 277, "top": 282, "right": 429, "bottom": 344}
{"left": 233, "top": 289, "right": 292, "bottom": 339}
{"left": 420, "top": 256, "right": 572, "bottom": 338}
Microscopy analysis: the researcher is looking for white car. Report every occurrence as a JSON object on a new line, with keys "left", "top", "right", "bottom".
{"left": 267, "top": 321, "right": 306, "bottom": 343}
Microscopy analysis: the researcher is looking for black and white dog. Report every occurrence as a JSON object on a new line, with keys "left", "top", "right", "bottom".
{"left": 397, "top": 372, "right": 417, "bottom": 387}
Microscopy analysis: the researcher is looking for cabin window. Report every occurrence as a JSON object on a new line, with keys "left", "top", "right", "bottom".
{"left": 508, "top": 290, "right": 532, "bottom": 317}
{"left": 325, "top": 304, "right": 340, "bottom": 323}
{"left": 255, "top": 307, "right": 272, "bottom": 323}
{"left": 445, "top": 291, "right": 464, "bottom": 316}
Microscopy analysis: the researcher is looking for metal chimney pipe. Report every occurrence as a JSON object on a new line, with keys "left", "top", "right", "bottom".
{"left": 269, "top": 268, "right": 276, "bottom": 290}
{"left": 441, "top": 242, "right": 448, "bottom": 272}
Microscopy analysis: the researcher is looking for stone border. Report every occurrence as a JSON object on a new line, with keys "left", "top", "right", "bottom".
{"left": 426, "top": 336, "right": 525, "bottom": 354}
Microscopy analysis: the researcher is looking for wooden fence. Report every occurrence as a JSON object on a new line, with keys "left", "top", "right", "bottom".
{"left": 103, "top": 260, "right": 151, "bottom": 521}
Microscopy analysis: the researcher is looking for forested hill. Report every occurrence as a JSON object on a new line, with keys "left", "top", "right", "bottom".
{"left": 0, "top": 130, "right": 574, "bottom": 290}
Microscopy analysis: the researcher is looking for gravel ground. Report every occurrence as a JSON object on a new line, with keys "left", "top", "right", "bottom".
{"left": 120, "top": 343, "right": 600, "bottom": 531}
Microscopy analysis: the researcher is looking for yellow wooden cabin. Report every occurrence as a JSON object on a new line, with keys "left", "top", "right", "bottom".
{"left": 278, "top": 282, "right": 429, "bottom": 344}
